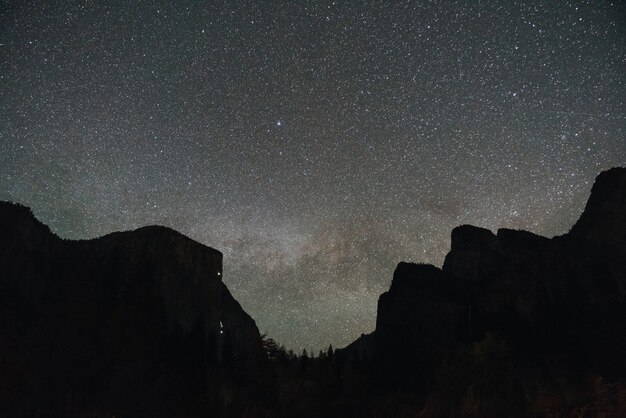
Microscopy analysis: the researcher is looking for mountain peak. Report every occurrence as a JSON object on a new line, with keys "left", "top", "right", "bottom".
{"left": 569, "top": 167, "right": 626, "bottom": 245}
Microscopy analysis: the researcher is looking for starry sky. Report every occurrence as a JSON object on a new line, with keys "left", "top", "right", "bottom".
{"left": 1, "top": 0, "right": 625, "bottom": 352}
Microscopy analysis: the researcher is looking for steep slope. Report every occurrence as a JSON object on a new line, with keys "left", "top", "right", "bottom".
{"left": 0, "top": 202, "right": 267, "bottom": 417}
{"left": 569, "top": 166, "right": 626, "bottom": 246}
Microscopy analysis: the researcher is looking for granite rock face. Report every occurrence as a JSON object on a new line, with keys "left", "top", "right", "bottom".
{"left": 0, "top": 202, "right": 266, "bottom": 417}
{"left": 569, "top": 166, "right": 626, "bottom": 246}
{"left": 340, "top": 167, "right": 626, "bottom": 387}
{"left": 373, "top": 263, "right": 469, "bottom": 388}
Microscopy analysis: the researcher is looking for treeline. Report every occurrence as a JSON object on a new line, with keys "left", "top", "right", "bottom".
{"left": 261, "top": 334, "right": 334, "bottom": 364}
{"left": 253, "top": 333, "right": 626, "bottom": 418}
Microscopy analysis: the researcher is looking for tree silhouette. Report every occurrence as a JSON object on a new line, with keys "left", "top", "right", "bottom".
{"left": 300, "top": 348, "right": 310, "bottom": 370}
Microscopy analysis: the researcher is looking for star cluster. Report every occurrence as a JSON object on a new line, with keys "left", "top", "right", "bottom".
{"left": 1, "top": 0, "right": 624, "bottom": 351}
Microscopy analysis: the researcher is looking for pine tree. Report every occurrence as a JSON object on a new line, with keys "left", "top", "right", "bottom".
{"left": 300, "top": 348, "right": 310, "bottom": 370}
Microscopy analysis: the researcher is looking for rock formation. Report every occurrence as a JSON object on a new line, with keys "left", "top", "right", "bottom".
{"left": 0, "top": 202, "right": 267, "bottom": 417}
{"left": 340, "top": 167, "right": 626, "bottom": 390}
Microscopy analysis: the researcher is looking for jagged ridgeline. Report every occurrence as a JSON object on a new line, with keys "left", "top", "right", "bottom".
{"left": 337, "top": 167, "right": 626, "bottom": 416}
{"left": 1, "top": 167, "right": 625, "bottom": 418}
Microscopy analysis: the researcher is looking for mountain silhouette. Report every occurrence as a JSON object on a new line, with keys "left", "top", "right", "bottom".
{"left": 338, "top": 166, "right": 626, "bottom": 415}
{"left": 0, "top": 203, "right": 267, "bottom": 417}
{"left": 1, "top": 167, "right": 625, "bottom": 417}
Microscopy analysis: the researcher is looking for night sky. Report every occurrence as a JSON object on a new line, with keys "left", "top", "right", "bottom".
{"left": 1, "top": 1, "right": 624, "bottom": 352}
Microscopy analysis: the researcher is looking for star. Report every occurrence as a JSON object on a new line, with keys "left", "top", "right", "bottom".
{"left": 1, "top": 0, "right": 624, "bottom": 352}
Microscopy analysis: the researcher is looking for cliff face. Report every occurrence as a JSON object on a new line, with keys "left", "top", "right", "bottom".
{"left": 0, "top": 203, "right": 266, "bottom": 417}
{"left": 341, "top": 167, "right": 626, "bottom": 387}
{"left": 569, "top": 166, "right": 626, "bottom": 246}
{"left": 373, "top": 263, "right": 469, "bottom": 388}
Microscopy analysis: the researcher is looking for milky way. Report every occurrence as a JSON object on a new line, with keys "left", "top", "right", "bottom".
{"left": 1, "top": 1, "right": 624, "bottom": 351}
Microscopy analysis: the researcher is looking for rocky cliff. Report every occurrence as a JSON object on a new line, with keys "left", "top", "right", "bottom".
{"left": 0, "top": 202, "right": 267, "bottom": 417}
{"left": 340, "top": 167, "right": 626, "bottom": 390}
